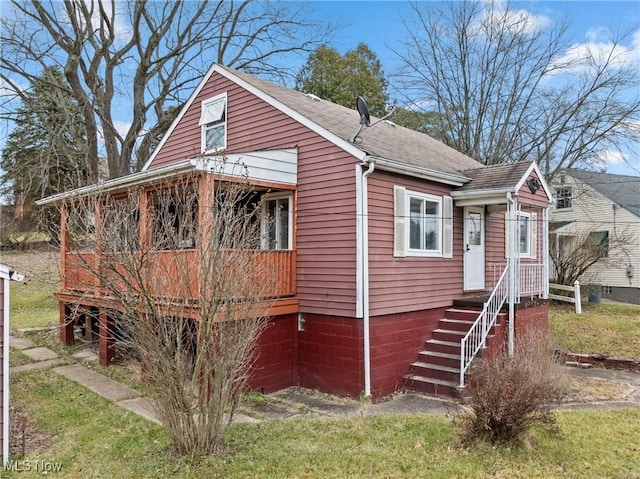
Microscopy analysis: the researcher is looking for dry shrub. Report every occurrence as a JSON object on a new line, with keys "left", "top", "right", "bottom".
{"left": 458, "top": 331, "right": 568, "bottom": 446}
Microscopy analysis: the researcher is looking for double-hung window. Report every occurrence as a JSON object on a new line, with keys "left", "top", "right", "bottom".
{"left": 200, "top": 93, "right": 227, "bottom": 152}
{"left": 505, "top": 210, "right": 537, "bottom": 259}
{"left": 408, "top": 193, "right": 442, "bottom": 254}
{"left": 262, "top": 194, "right": 292, "bottom": 250}
{"left": 393, "top": 185, "right": 453, "bottom": 258}
{"left": 518, "top": 213, "right": 531, "bottom": 257}
{"left": 554, "top": 186, "right": 572, "bottom": 210}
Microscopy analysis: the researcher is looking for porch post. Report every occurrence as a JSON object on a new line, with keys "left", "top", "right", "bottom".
{"left": 59, "top": 302, "right": 75, "bottom": 345}
{"left": 542, "top": 206, "right": 549, "bottom": 299}
{"left": 507, "top": 194, "right": 517, "bottom": 357}
{"left": 98, "top": 309, "right": 116, "bottom": 366}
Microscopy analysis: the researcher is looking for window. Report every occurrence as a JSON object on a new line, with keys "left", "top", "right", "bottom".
{"left": 588, "top": 230, "right": 609, "bottom": 258}
{"left": 103, "top": 196, "right": 140, "bottom": 252}
{"left": 518, "top": 213, "right": 530, "bottom": 256}
{"left": 555, "top": 186, "right": 572, "bottom": 210}
{"left": 505, "top": 211, "right": 537, "bottom": 259}
{"left": 262, "top": 194, "right": 292, "bottom": 250}
{"left": 393, "top": 186, "right": 452, "bottom": 258}
{"left": 199, "top": 93, "right": 227, "bottom": 152}
{"left": 152, "top": 186, "right": 198, "bottom": 250}
{"left": 408, "top": 193, "right": 441, "bottom": 254}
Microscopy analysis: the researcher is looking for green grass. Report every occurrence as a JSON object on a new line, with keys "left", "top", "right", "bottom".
{"left": 8, "top": 348, "right": 34, "bottom": 367}
{"left": 549, "top": 302, "right": 640, "bottom": 358}
{"left": 7, "top": 368, "right": 640, "bottom": 478}
{"left": 9, "top": 279, "right": 59, "bottom": 331}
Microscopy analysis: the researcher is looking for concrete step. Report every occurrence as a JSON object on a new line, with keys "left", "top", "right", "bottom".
{"left": 404, "top": 374, "right": 462, "bottom": 398}
{"left": 418, "top": 350, "right": 461, "bottom": 368}
{"left": 438, "top": 318, "right": 475, "bottom": 332}
{"left": 431, "top": 328, "right": 466, "bottom": 343}
{"left": 424, "top": 339, "right": 460, "bottom": 355}
{"left": 410, "top": 361, "right": 460, "bottom": 382}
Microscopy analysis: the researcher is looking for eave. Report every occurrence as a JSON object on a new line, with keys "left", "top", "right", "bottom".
{"left": 367, "top": 156, "right": 471, "bottom": 187}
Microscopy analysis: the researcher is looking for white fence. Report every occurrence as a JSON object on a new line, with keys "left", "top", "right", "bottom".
{"left": 549, "top": 281, "right": 582, "bottom": 314}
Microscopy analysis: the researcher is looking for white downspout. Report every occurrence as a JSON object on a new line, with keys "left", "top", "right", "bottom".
{"left": 360, "top": 160, "right": 375, "bottom": 397}
{"left": 507, "top": 192, "right": 517, "bottom": 357}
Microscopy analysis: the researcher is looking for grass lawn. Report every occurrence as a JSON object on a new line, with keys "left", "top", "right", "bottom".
{"left": 549, "top": 302, "right": 640, "bottom": 358}
{"left": 6, "top": 368, "right": 640, "bottom": 478}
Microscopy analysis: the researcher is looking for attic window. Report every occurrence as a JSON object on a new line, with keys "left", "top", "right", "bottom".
{"left": 554, "top": 186, "right": 572, "bottom": 210}
{"left": 200, "top": 93, "right": 227, "bottom": 152}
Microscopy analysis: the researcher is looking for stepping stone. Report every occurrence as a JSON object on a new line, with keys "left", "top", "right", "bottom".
{"left": 10, "top": 359, "right": 66, "bottom": 374}
{"left": 53, "top": 364, "right": 140, "bottom": 402}
{"left": 71, "top": 350, "right": 99, "bottom": 362}
{"left": 21, "top": 347, "right": 59, "bottom": 362}
{"left": 117, "top": 397, "right": 162, "bottom": 425}
{"left": 9, "top": 336, "right": 34, "bottom": 350}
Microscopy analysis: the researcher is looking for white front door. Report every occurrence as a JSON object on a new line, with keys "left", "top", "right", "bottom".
{"left": 464, "top": 207, "right": 485, "bottom": 291}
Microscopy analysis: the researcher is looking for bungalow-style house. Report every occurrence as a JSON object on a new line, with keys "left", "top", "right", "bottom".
{"left": 38, "top": 64, "right": 553, "bottom": 398}
{"left": 549, "top": 169, "right": 640, "bottom": 304}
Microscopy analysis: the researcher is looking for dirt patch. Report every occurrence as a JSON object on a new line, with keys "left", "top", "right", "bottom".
{"left": 564, "top": 375, "right": 635, "bottom": 403}
{"left": 10, "top": 404, "right": 54, "bottom": 458}
{"left": 0, "top": 248, "right": 60, "bottom": 283}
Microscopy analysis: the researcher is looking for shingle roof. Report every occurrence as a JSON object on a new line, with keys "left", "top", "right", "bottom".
{"left": 220, "top": 65, "right": 483, "bottom": 177}
{"left": 564, "top": 169, "right": 640, "bottom": 218}
{"left": 455, "top": 162, "right": 534, "bottom": 192}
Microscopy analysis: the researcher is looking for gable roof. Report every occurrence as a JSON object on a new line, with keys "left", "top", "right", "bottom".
{"left": 143, "top": 64, "right": 482, "bottom": 185}
{"left": 451, "top": 161, "right": 553, "bottom": 205}
{"left": 562, "top": 169, "right": 640, "bottom": 218}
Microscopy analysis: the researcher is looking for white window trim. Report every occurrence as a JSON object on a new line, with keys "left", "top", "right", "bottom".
{"left": 200, "top": 92, "right": 227, "bottom": 153}
{"left": 261, "top": 192, "right": 293, "bottom": 250}
{"left": 406, "top": 190, "right": 443, "bottom": 257}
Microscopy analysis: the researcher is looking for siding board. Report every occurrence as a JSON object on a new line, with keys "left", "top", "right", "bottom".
{"left": 148, "top": 73, "right": 359, "bottom": 316}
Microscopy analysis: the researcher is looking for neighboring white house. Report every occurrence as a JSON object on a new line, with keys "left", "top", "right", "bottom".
{"left": 549, "top": 169, "right": 640, "bottom": 304}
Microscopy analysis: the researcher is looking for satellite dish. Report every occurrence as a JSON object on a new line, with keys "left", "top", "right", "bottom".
{"left": 356, "top": 96, "right": 371, "bottom": 127}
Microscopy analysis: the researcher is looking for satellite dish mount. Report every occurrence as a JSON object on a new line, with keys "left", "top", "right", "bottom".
{"left": 349, "top": 96, "right": 395, "bottom": 143}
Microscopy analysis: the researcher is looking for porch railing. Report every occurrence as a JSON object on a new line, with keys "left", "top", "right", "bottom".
{"left": 489, "top": 263, "right": 545, "bottom": 299}
{"left": 459, "top": 264, "right": 510, "bottom": 388}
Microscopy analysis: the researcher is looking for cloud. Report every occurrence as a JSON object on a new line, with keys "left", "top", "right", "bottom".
{"left": 550, "top": 27, "right": 640, "bottom": 74}
{"left": 595, "top": 149, "right": 626, "bottom": 165}
{"left": 472, "top": 1, "right": 552, "bottom": 36}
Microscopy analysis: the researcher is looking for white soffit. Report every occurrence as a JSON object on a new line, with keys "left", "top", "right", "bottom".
{"left": 193, "top": 148, "right": 298, "bottom": 185}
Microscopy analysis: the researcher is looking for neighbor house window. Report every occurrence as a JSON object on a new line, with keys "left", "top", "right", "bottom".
{"left": 588, "top": 230, "right": 609, "bottom": 259}
{"left": 199, "top": 93, "right": 227, "bottom": 152}
{"left": 555, "top": 186, "right": 572, "bottom": 210}
{"left": 262, "top": 194, "right": 292, "bottom": 250}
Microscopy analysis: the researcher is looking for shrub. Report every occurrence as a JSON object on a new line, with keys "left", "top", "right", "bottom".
{"left": 458, "top": 331, "right": 568, "bottom": 446}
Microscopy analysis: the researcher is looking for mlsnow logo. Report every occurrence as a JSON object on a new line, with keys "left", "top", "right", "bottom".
{"left": 4, "top": 459, "right": 63, "bottom": 472}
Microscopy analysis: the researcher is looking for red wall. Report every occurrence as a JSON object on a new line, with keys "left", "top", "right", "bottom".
{"left": 297, "top": 314, "right": 364, "bottom": 397}
{"left": 248, "top": 314, "right": 296, "bottom": 393}
{"left": 369, "top": 308, "right": 446, "bottom": 397}
{"left": 514, "top": 302, "right": 549, "bottom": 341}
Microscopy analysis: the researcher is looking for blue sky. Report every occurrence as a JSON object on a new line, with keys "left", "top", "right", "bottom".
{"left": 307, "top": 0, "right": 640, "bottom": 176}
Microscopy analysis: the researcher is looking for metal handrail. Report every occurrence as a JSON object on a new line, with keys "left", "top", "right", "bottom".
{"left": 459, "top": 264, "right": 510, "bottom": 388}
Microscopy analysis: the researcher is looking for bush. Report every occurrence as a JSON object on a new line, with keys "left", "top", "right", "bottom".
{"left": 458, "top": 332, "right": 568, "bottom": 446}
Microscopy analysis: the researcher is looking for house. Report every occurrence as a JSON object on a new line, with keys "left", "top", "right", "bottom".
{"left": 37, "top": 64, "right": 553, "bottom": 398}
{"left": 549, "top": 169, "right": 640, "bottom": 304}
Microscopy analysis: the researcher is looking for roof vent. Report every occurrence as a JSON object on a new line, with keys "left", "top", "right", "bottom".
{"left": 384, "top": 120, "right": 396, "bottom": 127}
{"left": 305, "top": 93, "right": 322, "bottom": 102}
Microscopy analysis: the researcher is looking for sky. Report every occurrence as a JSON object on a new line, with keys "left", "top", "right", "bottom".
{"left": 0, "top": 1, "right": 638, "bottom": 177}
{"left": 307, "top": 0, "right": 640, "bottom": 176}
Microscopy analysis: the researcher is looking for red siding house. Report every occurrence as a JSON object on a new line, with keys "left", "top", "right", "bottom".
{"left": 38, "top": 65, "right": 553, "bottom": 398}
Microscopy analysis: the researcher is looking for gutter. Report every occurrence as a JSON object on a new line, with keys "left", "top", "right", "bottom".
{"left": 356, "top": 159, "right": 375, "bottom": 397}
{"left": 35, "top": 160, "right": 197, "bottom": 206}
{"left": 369, "top": 156, "right": 470, "bottom": 187}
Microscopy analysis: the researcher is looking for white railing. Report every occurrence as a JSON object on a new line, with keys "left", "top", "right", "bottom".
{"left": 490, "top": 263, "right": 545, "bottom": 299}
{"left": 459, "top": 265, "right": 510, "bottom": 388}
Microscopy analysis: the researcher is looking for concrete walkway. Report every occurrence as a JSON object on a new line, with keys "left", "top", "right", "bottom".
{"left": 9, "top": 335, "right": 640, "bottom": 427}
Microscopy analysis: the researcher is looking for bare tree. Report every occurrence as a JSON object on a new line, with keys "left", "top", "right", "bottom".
{"left": 57, "top": 165, "right": 277, "bottom": 455}
{"left": 550, "top": 227, "right": 634, "bottom": 288}
{"left": 394, "top": 1, "right": 640, "bottom": 177}
{"left": 1, "top": 0, "right": 334, "bottom": 180}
